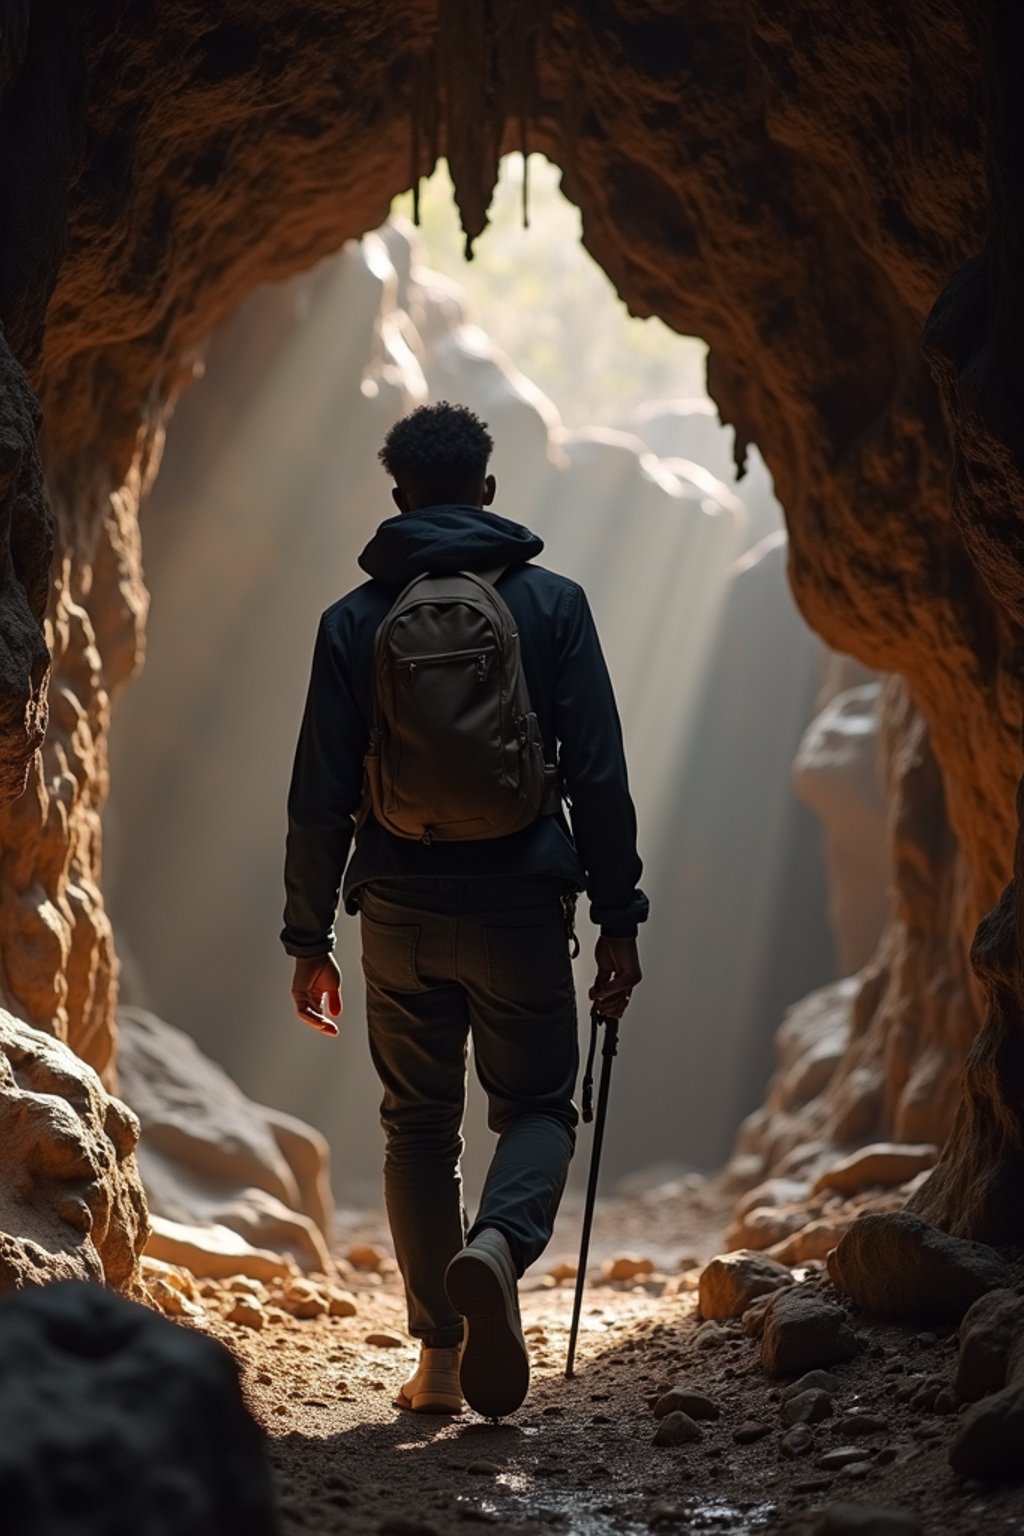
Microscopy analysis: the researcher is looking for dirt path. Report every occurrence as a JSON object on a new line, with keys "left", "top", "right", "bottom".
{"left": 171, "top": 1185, "right": 1024, "bottom": 1536}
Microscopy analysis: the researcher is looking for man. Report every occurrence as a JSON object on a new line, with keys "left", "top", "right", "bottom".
{"left": 283, "top": 401, "right": 646, "bottom": 1418}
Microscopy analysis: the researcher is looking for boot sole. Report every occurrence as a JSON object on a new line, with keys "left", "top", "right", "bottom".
{"left": 445, "top": 1248, "right": 529, "bottom": 1417}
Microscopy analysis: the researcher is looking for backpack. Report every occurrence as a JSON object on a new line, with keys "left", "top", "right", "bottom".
{"left": 361, "top": 567, "right": 561, "bottom": 843}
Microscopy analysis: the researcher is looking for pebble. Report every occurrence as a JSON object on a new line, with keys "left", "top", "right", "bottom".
{"left": 365, "top": 1331, "right": 405, "bottom": 1348}
{"left": 605, "top": 1254, "right": 656, "bottom": 1282}
{"left": 693, "top": 1322, "right": 728, "bottom": 1351}
{"left": 347, "top": 1243, "right": 389, "bottom": 1272}
{"left": 781, "top": 1425, "right": 815, "bottom": 1457}
{"left": 146, "top": 1278, "right": 204, "bottom": 1320}
{"left": 782, "top": 1369, "right": 837, "bottom": 1401}
{"left": 834, "top": 1412, "right": 887, "bottom": 1436}
{"left": 467, "top": 1460, "right": 503, "bottom": 1476}
{"left": 652, "top": 1387, "right": 720, "bottom": 1421}
{"left": 652, "top": 1411, "right": 702, "bottom": 1446}
{"left": 817, "top": 1446, "right": 869, "bottom": 1470}
{"left": 226, "top": 1275, "right": 267, "bottom": 1297}
{"left": 732, "top": 1421, "right": 770, "bottom": 1444}
{"left": 782, "top": 1388, "right": 833, "bottom": 1426}
{"left": 548, "top": 1260, "right": 578, "bottom": 1282}
{"left": 280, "top": 1280, "right": 328, "bottom": 1319}
{"left": 327, "top": 1288, "right": 358, "bottom": 1318}
{"left": 226, "top": 1295, "right": 265, "bottom": 1330}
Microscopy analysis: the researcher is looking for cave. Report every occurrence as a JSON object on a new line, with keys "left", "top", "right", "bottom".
{"left": 2, "top": 2, "right": 1024, "bottom": 1531}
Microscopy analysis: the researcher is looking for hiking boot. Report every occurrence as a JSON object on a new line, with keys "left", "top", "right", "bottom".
{"left": 444, "top": 1228, "right": 529, "bottom": 1417}
{"left": 394, "top": 1345, "right": 464, "bottom": 1414}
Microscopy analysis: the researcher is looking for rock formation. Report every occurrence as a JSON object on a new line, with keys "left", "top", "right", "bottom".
{"left": 0, "top": 4, "right": 1019, "bottom": 1263}
{"left": 0, "top": 1280, "right": 276, "bottom": 1533}
{"left": 116, "top": 1008, "right": 333, "bottom": 1276}
{"left": 793, "top": 670, "right": 889, "bottom": 977}
{"left": 0, "top": 1011, "right": 147, "bottom": 1292}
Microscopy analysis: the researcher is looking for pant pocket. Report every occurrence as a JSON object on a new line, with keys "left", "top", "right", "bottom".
{"left": 483, "top": 912, "right": 572, "bottom": 1011}
{"left": 360, "top": 912, "right": 422, "bottom": 992}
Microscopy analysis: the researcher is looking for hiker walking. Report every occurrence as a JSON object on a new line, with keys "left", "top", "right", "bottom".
{"left": 282, "top": 401, "right": 647, "bottom": 1417}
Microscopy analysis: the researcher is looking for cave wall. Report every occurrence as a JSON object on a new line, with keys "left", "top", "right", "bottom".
{"left": 0, "top": 2, "right": 1017, "bottom": 1232}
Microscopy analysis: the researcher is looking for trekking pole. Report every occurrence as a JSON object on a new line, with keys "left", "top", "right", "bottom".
{"left": 565, "top": 1006, "right": 620, "bottom": 1379}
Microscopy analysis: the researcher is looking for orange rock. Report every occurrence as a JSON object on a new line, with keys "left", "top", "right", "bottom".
{"left": 346, "top": 1243, "right": 388, "bottom": 1272}
{"left": 227, "top": 1295, "right": 265, "bottom": 1330}
{"left": 603, "top": 1254, "right": 656, "bottom": 1282}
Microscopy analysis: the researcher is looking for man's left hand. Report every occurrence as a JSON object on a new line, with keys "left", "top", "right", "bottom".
{"left": 291, "top": 954, "right": 343, "bottom": 1036}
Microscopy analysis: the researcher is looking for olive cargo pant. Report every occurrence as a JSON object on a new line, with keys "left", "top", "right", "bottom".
{"left": 359, "top": 877, "right": 579, "bottom": 1348}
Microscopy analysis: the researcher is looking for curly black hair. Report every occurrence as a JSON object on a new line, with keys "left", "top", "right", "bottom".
{"left": 378, "top": 401, "right": 494, "bottom": 502}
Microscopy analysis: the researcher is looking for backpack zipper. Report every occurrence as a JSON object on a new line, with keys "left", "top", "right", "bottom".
{"left": 398, "top": 647, "right": 495, "bottom": 681}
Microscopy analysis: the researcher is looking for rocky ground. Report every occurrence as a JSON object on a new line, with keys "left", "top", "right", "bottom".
{"left": 144, "top": 1180, "right": 1024, "bottom": 1536}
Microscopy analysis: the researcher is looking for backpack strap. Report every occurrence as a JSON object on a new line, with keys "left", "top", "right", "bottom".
{"left": 471, "top": 565, "right": 509, "bottom": 588}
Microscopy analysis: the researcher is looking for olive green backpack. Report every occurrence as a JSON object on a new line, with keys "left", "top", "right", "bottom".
{"left": 362, "top": 567, "right": 561, "bottom": 843}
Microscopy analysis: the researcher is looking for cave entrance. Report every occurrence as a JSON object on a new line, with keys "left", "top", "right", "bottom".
{"left": 104, "top": 154, "right": 862, "bottom": 1215}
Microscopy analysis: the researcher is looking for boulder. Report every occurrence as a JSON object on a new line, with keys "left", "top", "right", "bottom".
{"left": 955, "top": 1288, "right": 1024, "bottom": 1402}
{"left": 698, "top": 1249, "right": 794, "bottom": 1320}
{"left": 117, "top": 1008, "right": 332, "bottom": 1273}
{"left": 827, "top": 1211, "right": 1009, "bottom": 1322}
{"left": 760, "top": 1289, "right": 859, "bottom": 1377}
{"left": 949, "top": 1381, "right": 1024, "bottom": 1480}
{"left": 811, "top": 1143, "right": 939, "bottom": 1198}
{"left": 0, "top": 1281, "right": 275, "bottom": 1532}
{"left": 0, "top": 1011, "right": 148, "bottom": 1293}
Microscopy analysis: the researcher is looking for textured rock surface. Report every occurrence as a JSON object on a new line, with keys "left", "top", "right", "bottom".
{"left": 950, "top": 1282, "right": 1024, "bottom": 1479}
{"left": 793, "top": 677, "right": 888, "bottom": 975}
{"left": 0, "top": 1010, "right": 147, "bottom": 1293}
{"left": 0, "top": 1280, "right": 275, "bottom": 1532}
{"left": 698, "top": 1250, "right": 794, "bottom": 1321}
{"left": 760, "top": 1288, "right": 860, "bottom": 1378}
{"left": 955, "top": 1288, "right": 1024, "bottom": 1403}
{"left": 116, "top": 1007, "right": 332, "bottom": 1272}
{"left": 827, "top": 1211, "right": 1010, "bottom": 1323}
{"left": 0, "top": 3, "right": 1019, "bottom": 1251}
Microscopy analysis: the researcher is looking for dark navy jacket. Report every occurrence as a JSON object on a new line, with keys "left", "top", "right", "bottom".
{"left": 281, "top": 504, "right": 648, "bottom": 956}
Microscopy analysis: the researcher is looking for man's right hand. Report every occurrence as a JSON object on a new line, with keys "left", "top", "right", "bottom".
{"left": 589, "top": 936, "right": 642, "bottom": 1019}
{"left": 291, "top": 954, "right": 343, "bottom": 1036}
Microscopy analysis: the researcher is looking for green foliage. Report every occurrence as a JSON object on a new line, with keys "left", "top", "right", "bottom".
{"left": 394, "top": 157, "right": 707, "bottom": 429}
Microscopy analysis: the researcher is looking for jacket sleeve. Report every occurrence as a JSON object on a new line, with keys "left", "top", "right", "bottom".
{"left": 281, "top": 613, "right": 366, "bottom": 957}
{"left": 553, "top": 584, "right": 649, "bottom": 939}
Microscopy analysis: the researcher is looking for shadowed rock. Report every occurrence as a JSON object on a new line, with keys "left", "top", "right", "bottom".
{"left": 0, "top": 1281, "right": 275, "bottom": 1533}
{"left": 760, "top": 1289, "right": 859, "bottom": 1378}
{"left": 955, "top": 1289, "right": 1024, "bottom": 1402}
{"left": 827, "top": 1211, "right": 1010, "bottom": 1322}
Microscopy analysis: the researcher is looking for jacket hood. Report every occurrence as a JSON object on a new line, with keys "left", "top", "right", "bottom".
{"left": 358, "top": 504, "right": 544, "bottom": 586}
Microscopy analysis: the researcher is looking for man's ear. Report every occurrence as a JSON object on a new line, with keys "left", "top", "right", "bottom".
{"left": 482, "top": 474, "right": 497, "bottom": 507}
{"left": 392, "top": 485, "right": 410, "bottom": 513}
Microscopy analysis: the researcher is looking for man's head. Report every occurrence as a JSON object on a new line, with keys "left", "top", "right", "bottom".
{"left": 379, "top": 401, "right": 496, "bottom": 513}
